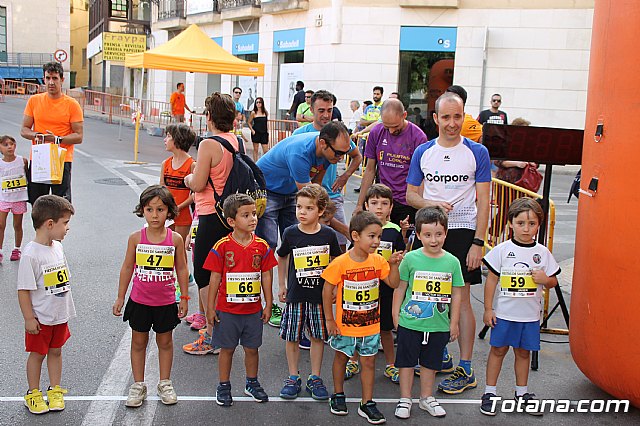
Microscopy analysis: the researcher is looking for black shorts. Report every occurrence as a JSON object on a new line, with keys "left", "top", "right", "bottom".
{"left": 193, "top": 213, "right": 230, "bottom": 289}
{"left": 394, "top": 326, "right": 450, "bottom": 370}
{"left": 28, "top": 162, "right": 72, "bottom": 204}
{"left": 411, "top": 228, "right": 481, "bottom": 284}
{"left": 379, "top": 281, "right": 394, "bottom": 332}
{"left": 123, "top": 299, "right": 180, "bottom": 334}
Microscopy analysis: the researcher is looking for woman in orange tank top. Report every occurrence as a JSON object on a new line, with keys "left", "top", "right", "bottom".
{"left": 160, "top": 124, "right": 196, "bottom": 242}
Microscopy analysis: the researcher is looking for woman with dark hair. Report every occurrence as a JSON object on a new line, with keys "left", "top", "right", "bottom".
{"left": 247, "top": 96, "right": 269, "bottom": 162}
{"left": 182, "top": 92, "right": 239, "bottom": 354}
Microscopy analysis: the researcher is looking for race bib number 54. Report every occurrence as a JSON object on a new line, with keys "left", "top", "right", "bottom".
{"left": 43, "top": 261, "right": 70, "bottom": 295}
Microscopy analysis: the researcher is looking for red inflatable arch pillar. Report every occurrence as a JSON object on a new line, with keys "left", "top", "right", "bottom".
{"left": 571, "top": 0, "right": 640, "bottom": 407}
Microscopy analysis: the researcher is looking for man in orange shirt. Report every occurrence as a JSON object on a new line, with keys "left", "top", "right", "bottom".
{"left": 170, "top": 83, "right": 192, "bottom": 123}
{"left": 20, "top": 62, "right": 83, "bottom": 203}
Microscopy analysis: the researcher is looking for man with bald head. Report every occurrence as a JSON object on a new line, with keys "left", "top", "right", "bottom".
{"left": 406, "top": 92, "right": 491, "bottom": 394}
{"left": 356, "top": 98, "right": 427, "bottom": 224}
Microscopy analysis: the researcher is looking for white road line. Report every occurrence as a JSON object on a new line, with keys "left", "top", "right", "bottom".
{"left": 75, "top": 148, "right": 142, "bottom": 196}
{"left": 75, "top": 148, "right": 160, "bottom": 425}
{"left": 0, "top": 396, "right": 481, "bottom": 404}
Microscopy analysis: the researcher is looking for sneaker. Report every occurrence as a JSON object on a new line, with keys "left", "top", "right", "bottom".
{"left": 419, "top": 396, "right": 446, "bottom": 417}
{"left": 188, "top": 273, "right": 196, "bottom": 287}
{"left": 413, "top": 365, "right": 421, "bottom": 377}
{"left": 279, "top": 376, "right": 301, "bottom": 399}
{"left": 329, "top": 393, "right": 348, "bottom": 416}
{"left": 438, "top": 366, "right": 477, "bottom": 394}
{"left": 480, "top": 392, "right": 498, "bottom": 416}
{"left": 216, "top": 382, "right": 233, "bottom": 407}
{"left": 384, "top": 364, "right": 399, "bottom": 384}
{"left": 196, "top": 330, "right": 221, "bottom": 354}
{"left": 125, "top": 382, "right": 147, "bottom": 407}
{"left": 439, "top": 353, "right": 455, "bottom": 374}
{"left": 268, "top": 304, "right": 282, "bottom": 328}
{"left": 182, "top": 333, "right": 214, "bottom": 355}
{"left": 354, "top": 187, "right": 361, "bottom": 193}
{"left": 515, "top": 392, "right": 543, "bottom": 416}
{"left": 299, "top": 334, "right": 311, "bottom": 350}
{"left": 24, "top": 389, "right": 49, "bottom": 414}
{"left": 10, "top": 248, "right": 21, "bottom": 261}
{"left": 185, "top": 311, "right": 202, "bottom": 324}
{"left": 344, "top": 360, "right": 360, "bottom": 380}
{"left": 46, "top": 385, "right": 67, "bottom": 411}
{"left": 394, "top": 398, "right": 412, "bottom": 419}
{"left": 190, "top": 313, "right": 207, "bottom": 330}
{"left": 358, "top": 400, "right": 386, "bottom": 424}
{"left": 306, "top": 375, "right": 329, "bottom": 400}
{"left": 157, "top": 379, "right": 178, "bottom": 405}
{"left": 244, "top": 379, "right": 268, "bottom": 402}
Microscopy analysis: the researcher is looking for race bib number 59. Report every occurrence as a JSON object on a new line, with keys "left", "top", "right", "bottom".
{"left": 500, "top": 267, "right": 537, "bottom": 297}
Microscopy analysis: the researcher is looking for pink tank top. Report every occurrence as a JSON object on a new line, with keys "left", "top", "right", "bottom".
{"left": 130, "top": 227, "right": 176, "bottom": 307}
{"left": 194, "top": 133, "right": 238, "bottom": 215}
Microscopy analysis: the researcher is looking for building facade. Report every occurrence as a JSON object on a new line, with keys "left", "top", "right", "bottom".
{"left": 70, "top": 0, "right": 90, "bottom": 88}
{"left": 0, "top": 0, "right": 69, "bottom": 84}
{"left": 146, "top": 0, "right": 594, "bottom": 130}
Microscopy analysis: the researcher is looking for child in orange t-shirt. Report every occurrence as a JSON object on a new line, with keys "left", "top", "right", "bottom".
{"left": 160, "top": 124, "right": 195, "bottom": 243}
{"left": 321, "top": 211, "right": 404, "bottom": 424}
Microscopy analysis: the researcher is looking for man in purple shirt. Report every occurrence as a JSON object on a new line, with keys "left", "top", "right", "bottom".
{"left": 355, "top": 98, "right": 427, "bottom": 224}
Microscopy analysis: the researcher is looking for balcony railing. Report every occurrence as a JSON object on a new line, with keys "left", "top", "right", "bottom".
{"left": 219, "top": 0, "right": 259, "bottom": 9}
{"left": 158, "top": 0, "right": 186, "bottom": 20}
{"left": 0, "top": 53, "right": 55, "bottom": 66}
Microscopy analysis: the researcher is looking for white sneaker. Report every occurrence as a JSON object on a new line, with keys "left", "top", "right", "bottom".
{"left": 395, "top": 398, "right": 412, "bottom": 419}
{"left": 125, "top": 382, "right": 147, "bottom": 407}
{"left": 419, "top": 396, "right": 446, "bottom": 417}
{"left": 157, "top": 379, "right": 178, "bottom": 405}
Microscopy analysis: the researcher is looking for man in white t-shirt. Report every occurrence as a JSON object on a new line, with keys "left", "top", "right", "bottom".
{"left": 406, "top": 92, "right": 491, "bottom": 394}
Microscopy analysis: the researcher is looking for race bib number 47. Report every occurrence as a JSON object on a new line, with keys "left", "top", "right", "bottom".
{"left": 136, "top": 244, "right": 175, "bottom": 279}
{"left": 43, "top": 261, "right": 70, "bottom": 295}
{"left": 226, "top": 272, "right": 261, "bottom": 303}
{"left": 500, "top": 267, "right": 537, "bottom": 297}
{"left": 412, "top": 271, "right": 452, "bottom": 303}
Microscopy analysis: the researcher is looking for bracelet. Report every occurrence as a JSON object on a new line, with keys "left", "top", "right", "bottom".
{"left": 179, "top": 295, "right": 191, "bottom": 300}
{"left": 472, "top": 238, "right": 484, "bottom": 247}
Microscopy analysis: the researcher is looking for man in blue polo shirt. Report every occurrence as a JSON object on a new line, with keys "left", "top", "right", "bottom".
{"left": 293, "top": 90, "right": 361, "bottom": 249}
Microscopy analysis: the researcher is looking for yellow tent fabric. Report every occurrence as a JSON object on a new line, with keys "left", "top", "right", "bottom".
{"left": 125, "top": 24, "right": 264, "bottom": 76}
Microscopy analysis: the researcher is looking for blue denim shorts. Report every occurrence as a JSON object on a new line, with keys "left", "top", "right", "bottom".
{"left": 329, "top": 333, "right": 380, "bottom": 357}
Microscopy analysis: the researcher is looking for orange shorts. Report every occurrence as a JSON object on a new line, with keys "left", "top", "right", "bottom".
{"left": 25, "top": 323, "right": 71, "bottom": 355}
{"left": 174, "top": 206, "right": 193, "bottom": 227}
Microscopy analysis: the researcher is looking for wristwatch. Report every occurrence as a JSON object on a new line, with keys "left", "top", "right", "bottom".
{"left": 472, "top": 238, "right": 484, "bottom": 247}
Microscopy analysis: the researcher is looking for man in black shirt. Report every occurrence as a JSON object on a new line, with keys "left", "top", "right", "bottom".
{"left": 477, "top": 94, "right": 508, "bottom": 125}
{"left": 287, "top": 81, "right": 306, "bottom": 119}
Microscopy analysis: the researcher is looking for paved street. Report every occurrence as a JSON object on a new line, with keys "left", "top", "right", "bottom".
{"left": 0, "top": 96, "right": 636, "bottom": 425}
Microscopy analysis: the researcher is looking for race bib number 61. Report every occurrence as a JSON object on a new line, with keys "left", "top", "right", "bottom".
{"left": 43, "top": 261, "right": 70, "bottom": 295}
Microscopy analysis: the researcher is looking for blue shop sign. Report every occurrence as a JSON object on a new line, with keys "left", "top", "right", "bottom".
{"left": 273, "top": 28, "right": 305, "bottom": 52}
{"left": 232, "top": 33, "right": 259, "bottom": 55}
{"left": 212, "top": 37, "right": 222, "bottom": 46}
{"left": 400, "top": 27, "right": 457, "bottom": 52}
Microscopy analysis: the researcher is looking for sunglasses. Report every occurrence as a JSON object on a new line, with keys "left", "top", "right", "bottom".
{"left": 326, "top": 142, "right": 349, "bottom": 157}
{"left": 234, "top": 91, "right": 241, "bottom": 94}
{"left": 256, "top": 101, "right": 263, "bottom": 104}
{"left": 492, "top": 99, "right": 501, "bottom": 103}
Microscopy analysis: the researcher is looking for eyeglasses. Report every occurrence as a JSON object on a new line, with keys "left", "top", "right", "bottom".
{"left": 234, "top": 91, "right": 241, "bottom": 95}
{"left": 492, "top": 99, "right": 501, "bottom": 103}
{"left": 326, "top": 142, "right": 349, "bottom": 157}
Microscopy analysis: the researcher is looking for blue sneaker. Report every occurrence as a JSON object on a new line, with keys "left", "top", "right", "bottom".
{"left": 216, "top": 382, "right": 233, "bottom": 407}
{"left": 438, "top": 366, "right": 477, "bottom": 394}
{"left": 439, "top": 353, "right": 455, "bottom": 374}
{"left": 299, "top": 333, "right": 311, "bottom": 350}
{"left": 279, "top": 375, "right": 302, "bottom": 399}
{"left": 244, "top": 379, "right": 268, "bottom": 403}
{"left": 306, "top": 375, "right": 329, "bottom": 400}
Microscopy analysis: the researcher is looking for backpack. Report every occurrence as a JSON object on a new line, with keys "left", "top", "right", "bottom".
{"left": 208, "top": 136, "right": 267, "bottom": 229}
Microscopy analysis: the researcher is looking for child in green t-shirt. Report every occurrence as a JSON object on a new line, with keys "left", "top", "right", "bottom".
{"left": 392, "top": 206, "right": 464, "bottom": 419}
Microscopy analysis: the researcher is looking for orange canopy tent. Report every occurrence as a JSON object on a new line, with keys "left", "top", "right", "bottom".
{"left": 125, "top": 24, "right": 264, "bottom": 76}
